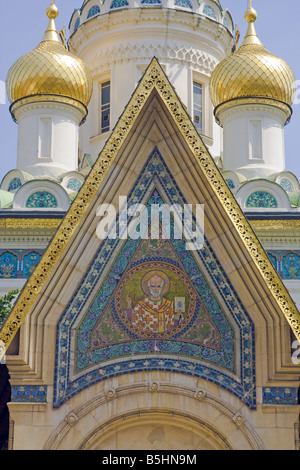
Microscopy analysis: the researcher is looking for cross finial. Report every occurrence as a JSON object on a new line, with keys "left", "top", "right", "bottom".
{"left": 43, "top": 1, "right": 60, "bottom": 42}
{"left": 241, "top": 0, "right": 261, "bottom": 47}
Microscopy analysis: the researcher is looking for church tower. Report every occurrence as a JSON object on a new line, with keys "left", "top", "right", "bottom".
{"left": 210, "top": 1, "right": 295, "bottom": 179}
{"left": 68, "top": 0, "right": 234, "bottom": 164}
{"left": 6, "top": 1, "right": 93, "bottom": 179}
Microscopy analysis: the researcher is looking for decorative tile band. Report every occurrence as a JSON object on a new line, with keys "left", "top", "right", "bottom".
{"left": 0, "top": 249, "right": 45, "bottom": 279}
{"left": 11, "top": 385, "right": 47, "bottom": 403}
{"left": 25, "top": 191, "right": 57, "bottom": 209}
{"left": 267, "top": 251, "right": 300, "bottom": 280}
{"left": 262, "top": 387, "right": 299, "bottom": 405}
{"left": 246, "top": 191, "right": 278, "bottom": 209}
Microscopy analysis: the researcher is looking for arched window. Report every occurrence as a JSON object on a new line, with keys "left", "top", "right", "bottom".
{"left": 25, "top": 191, "right": 58, "bottom": 208}
{"left": 203, "top": 5, "right": 217, "bottom": 19}
{"left": 246, "top": 191, "right": 278, "bottom": 208}
{"left": 0, "top": 252, "right": 18, "bottom": 279}
{"left": 282, "top": 253, "right": 300, "bottom": 280}
{"left": 87, "top": 5, "right": 100, "bottom": 18}
{"left": 193, "top": 81, "right": 203, "bottom": 133}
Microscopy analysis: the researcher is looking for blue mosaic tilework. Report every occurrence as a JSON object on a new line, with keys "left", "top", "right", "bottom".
{"left": 203, "top": 5, "right": 217, "bottom": 19}
{"left": 223, "top": 16, "right": 229, "bottom": 28}
{"left": 267, "top": 251, "right": 300, "bottom": 280}
{"left": 76, "top": 222, "right": 234, "bottom": 372}
{"left": 268, "top": 253, "right": 277, "bottom": 271}
{"left": 8, "top": 178, "right": 22, "bottom": 192}
{"left": 0, "top": 252, "right": 18, "bottom": 279}
{"left": 74, "top": 18, "right": 80, "bottom": 31}
{"left": 175, "top": 0, "right": 192, "bottom": 8}
{"left": 11, "top": 385, "right": 47, "bottom": 403}
{"left": 87, "top": 5, "right": 100, "bottom": 18}
{"left": 23, "top": 252, "right": 42, "bottom": 278}
{"left": 0, "top": 249, "right": 44, "bottom": 279}
{"left": 262, "top": 387, "right": 298, "bottom": 405}
{"left": 54, "top": 148, "right": 256, "bottom": 409}
{"left": 226, "top": 179, "right": 235, "bottom": 190}
{"left": 67, "top": 179, "right": 82, "bottom": 192}
{"left": 282, "top": 253, "right": 300, "bottom": 280}
{"left": 26, "top": 191, "right": 57, "bottom": 208}
{"left": 246, "top": 191, "right": 278, "bottom": 208}
{"left": 110, "top": 0, "right": 129, "bottom": 8}
{"left": 279, "top": 178, "right": 294, "bottom": 193}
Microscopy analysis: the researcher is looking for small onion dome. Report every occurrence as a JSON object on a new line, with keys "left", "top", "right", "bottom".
{"left": 6, "top": 1, "right": 93, "bottom": 122}
{"left": 209, "top": 3, "right": 295, "bottom": 123}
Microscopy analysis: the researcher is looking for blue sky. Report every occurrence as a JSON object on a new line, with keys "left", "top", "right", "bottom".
{"left": 1, "top": 0, "right": 300, "bottom": 182}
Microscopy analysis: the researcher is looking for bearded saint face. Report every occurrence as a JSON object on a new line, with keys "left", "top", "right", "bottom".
{"left": 148, "top": 275, "right": 164, "bottom": 298}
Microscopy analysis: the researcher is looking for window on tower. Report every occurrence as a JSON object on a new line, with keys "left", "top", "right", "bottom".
{"left": 100, "top": 81, "right": 111, "bottom": 133}
{"left": 193, "top": 81, "right": 203, "bottom": 133}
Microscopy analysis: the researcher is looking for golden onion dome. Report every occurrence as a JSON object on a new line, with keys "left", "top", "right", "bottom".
{"left": 6, "top": 1, "right": 93, "bottom": 119}
{"left": 209, "top": 2, "right": 295, "bottom": 120}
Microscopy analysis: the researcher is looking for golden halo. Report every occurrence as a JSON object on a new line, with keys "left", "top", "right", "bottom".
{"left": 141, "top": 270, "right": 170, "bottom": 297}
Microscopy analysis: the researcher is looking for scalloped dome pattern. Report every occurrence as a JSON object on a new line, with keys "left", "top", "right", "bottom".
{"left": 209, "top": 43, "right": 295, "bottom": 108}
{"left": 6, "top": 40, "right": 93, "bottom": 107}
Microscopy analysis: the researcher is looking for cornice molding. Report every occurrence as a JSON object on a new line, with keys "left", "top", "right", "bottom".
{"left": 0, "top": 219, "right": 61, "bottom": 230}
{"left": 214, "top": 97, "right": 292, "bottom": 127}
{"left": 10, "top": 95, "right": 88, "bottom": 125}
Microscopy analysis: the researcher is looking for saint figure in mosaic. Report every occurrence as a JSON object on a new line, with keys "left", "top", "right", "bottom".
{"left": 125, "top": 271, "right": 184, "bottom": 334}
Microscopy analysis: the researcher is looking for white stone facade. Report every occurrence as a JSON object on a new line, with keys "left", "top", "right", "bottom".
{"left": 13, "top": 101, "right": 85, "bottom": 179}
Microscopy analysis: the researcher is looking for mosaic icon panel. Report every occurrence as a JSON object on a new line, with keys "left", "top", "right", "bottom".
{"left": 54, "top": 148, "right": 256, "bottom": 408}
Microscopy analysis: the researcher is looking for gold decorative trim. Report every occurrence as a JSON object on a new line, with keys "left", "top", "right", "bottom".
{"left": 214, "top": 97, "right": 292, "bottom": 125}
{"left": 250, "top": 220, "right": 300, "bottom": 231}
{"left": 0, "top": 219, "right": 61, "bottom": 230}
{"left": 1, "top": 58, "right": 300, "bottom": 360}
{"left": 10, "top": 94, "right": 88, "bottom": 125}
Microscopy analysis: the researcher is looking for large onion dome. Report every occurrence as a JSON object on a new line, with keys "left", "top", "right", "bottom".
{"left": 209, "top": 2, "right": 295, "bottom": 123}
{"left": 6, "top": 1, "right": 93, "bottom": 122}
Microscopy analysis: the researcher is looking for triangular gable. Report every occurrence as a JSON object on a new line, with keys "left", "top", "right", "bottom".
{"left": 1, "top": 57, "right": 300, "bottom": 364}
{"left": 54, "top": 148, "right": 255, "bottom": 407}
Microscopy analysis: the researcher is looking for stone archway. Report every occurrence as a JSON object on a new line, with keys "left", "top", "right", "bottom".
{"left": 79, "top": 411, "right": 231, "bottom": 450}
{"left": 45, "top": 375, "right": 265, "bottom": 450}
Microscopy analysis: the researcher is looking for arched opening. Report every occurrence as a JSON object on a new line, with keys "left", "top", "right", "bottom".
{"left": 79, "top": 411, "right": 231, "bottom": 450}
